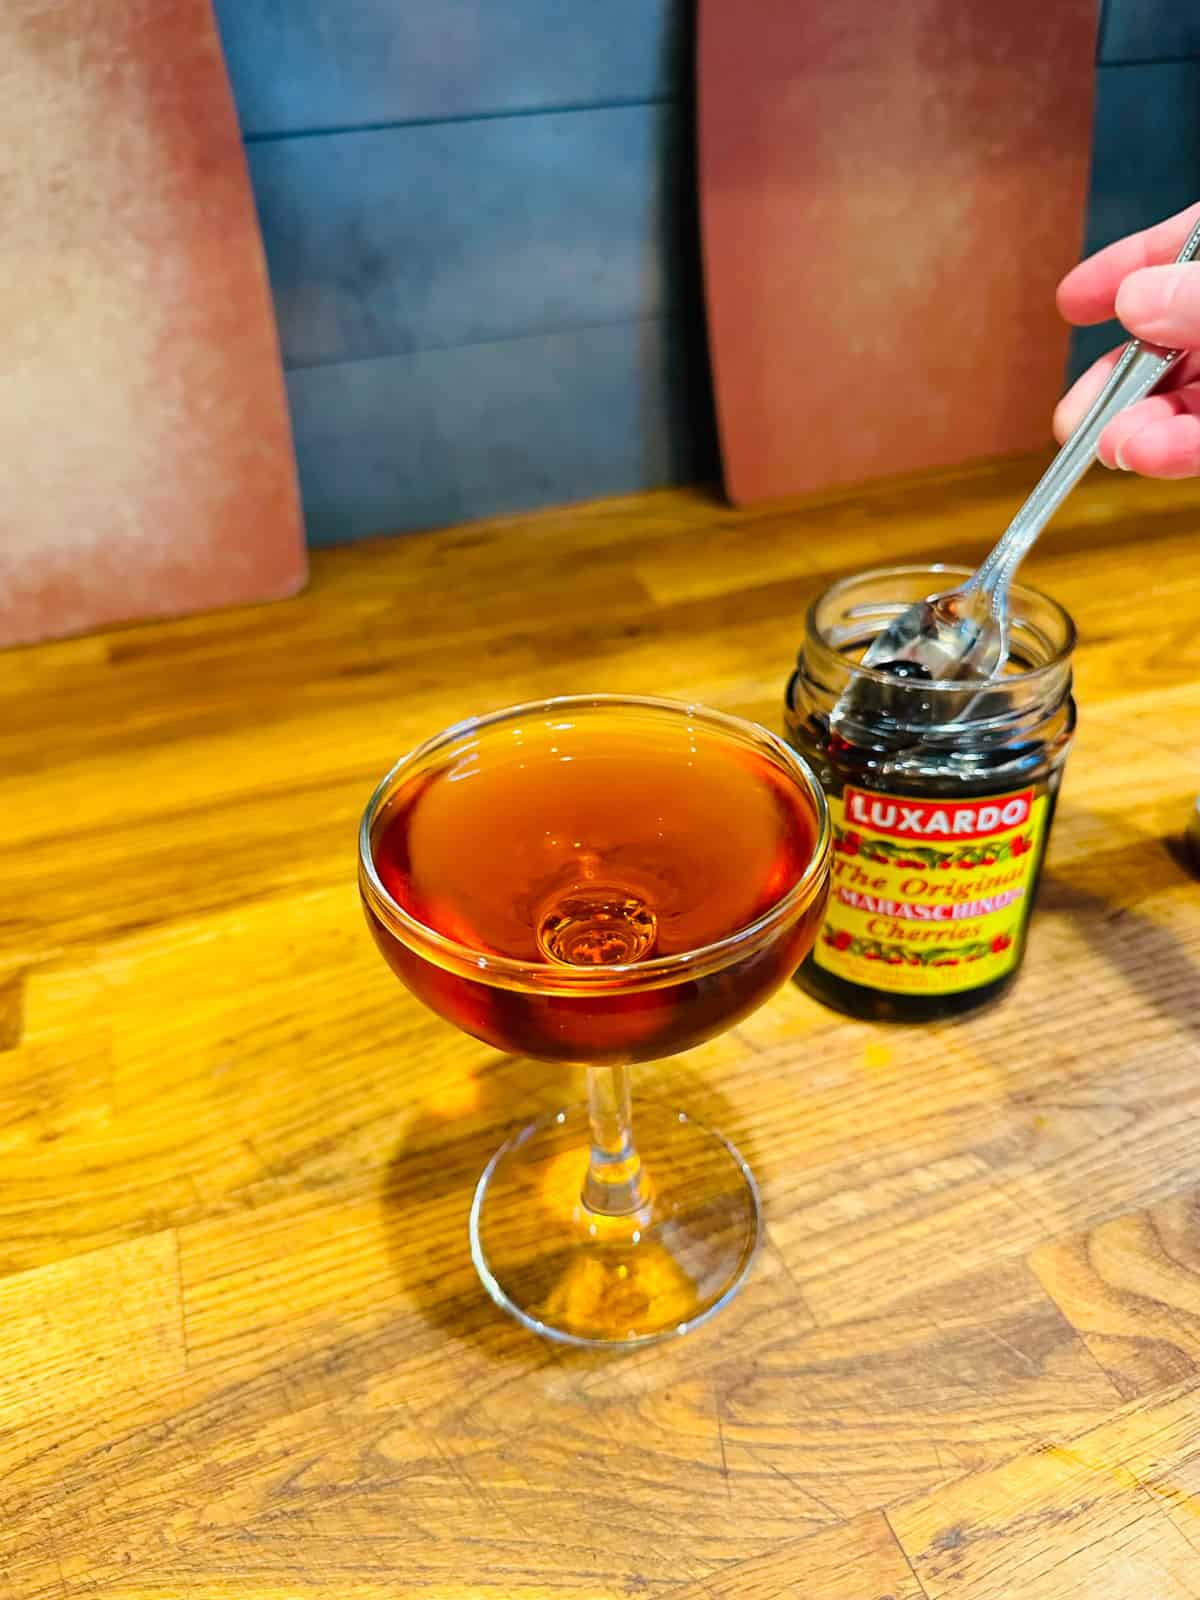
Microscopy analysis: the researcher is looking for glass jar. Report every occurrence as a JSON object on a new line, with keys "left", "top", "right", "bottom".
{"left": 784, "top": 564, "right": 1076, "bottom": 1022}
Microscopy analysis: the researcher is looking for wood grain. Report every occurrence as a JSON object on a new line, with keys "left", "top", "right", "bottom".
{"left": 2, "top": 456, "right": 1200, "bottom": 1596}
{"left": 0, "top": 1231, "right": 184, "bottom": 1430}
{"left": 660, "top": 1511, "right": 924, "bottom": 1600}
{"left": 890, "top": 1382, "right": 1200, "bottom": 1598}
{"left": 1031, "top": 1190, "right": 1200, "bottom": 1401}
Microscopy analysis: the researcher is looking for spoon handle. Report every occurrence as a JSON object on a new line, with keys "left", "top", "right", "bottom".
{"left": 970, "top": 212, "right": 1200, "bottom": 599}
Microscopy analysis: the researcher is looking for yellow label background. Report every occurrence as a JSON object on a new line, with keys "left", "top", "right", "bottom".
{"left": 813, "top": 789, "right": 1049, "bottom": 995}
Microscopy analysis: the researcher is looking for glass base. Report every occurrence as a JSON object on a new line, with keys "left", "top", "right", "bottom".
{"left": 469, "top": 1102, "right": 761, "bottom": 1347}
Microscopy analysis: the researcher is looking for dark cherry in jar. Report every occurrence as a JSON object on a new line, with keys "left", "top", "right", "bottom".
{"left": 784, "top": 566, "right": 1076, "bottom": 1022}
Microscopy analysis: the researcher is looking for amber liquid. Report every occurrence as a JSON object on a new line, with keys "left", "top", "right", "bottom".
{"left": 366, "top": 710, "right": 824, "bottom": 1063}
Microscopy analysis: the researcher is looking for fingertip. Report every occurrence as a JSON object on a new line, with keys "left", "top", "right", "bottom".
{"left": 1054, "top": 270, "right": 1079, "bottom": 322}
{"left": 1113, "top": 267, "right": 1162, "bottom": 334}
{"left": 1056, "top": 254, "right": 1127, "bottom": 326}
{"left": 1114, "top": 425, "right": 1165, "bottom": 474}
{"left": 1116, "top": 262, "right": 1200, "bottom": 347}
{"left": 1055, "top": 257, "right": 1099, "bottom": 322}
{"left": 1115, "top": 415, "right": 1200, "bottom": 478}
{"left": 1094, "top": 425, "right": 1121, "bottom": 469}
{"left": 1053, "top": 347, "right": 1124, "bottom": 443}
{"left": 1052, "top": 379, "right": 1091, "bottom": 442}
{"left": 1099, "top": 395, "right": 1184, "bottom": 471}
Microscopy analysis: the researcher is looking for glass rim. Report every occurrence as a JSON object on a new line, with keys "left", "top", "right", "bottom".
{"left": 358, "top": 692, "right": 832, "bottom": 993}
{"left": 804, "top": 563, "right": 1078, "bottom": 692}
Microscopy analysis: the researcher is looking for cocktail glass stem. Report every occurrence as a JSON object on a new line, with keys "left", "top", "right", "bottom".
{"left": 582, "top": 1065, "right": 649, "bottom": 1215}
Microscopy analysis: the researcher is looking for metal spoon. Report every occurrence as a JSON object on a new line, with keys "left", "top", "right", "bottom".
{"left": 860, "top": 214, "right": 1200, "bottom": 683}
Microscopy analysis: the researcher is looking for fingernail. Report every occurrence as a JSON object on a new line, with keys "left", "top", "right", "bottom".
{"left": 1114, "top": 438, "right": 1134, "bottom": 471}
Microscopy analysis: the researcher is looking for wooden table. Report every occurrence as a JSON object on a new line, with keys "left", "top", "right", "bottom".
{"left": 4, "top": 455, "right": 1200, "bottom": 1599}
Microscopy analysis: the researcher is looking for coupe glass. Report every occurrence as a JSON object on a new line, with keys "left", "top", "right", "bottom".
{"left": 358, "top": 695, "right": 831, "bottom": 1346}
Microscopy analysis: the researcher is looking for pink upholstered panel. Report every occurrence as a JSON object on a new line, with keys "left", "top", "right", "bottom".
{"left": 0, "top": 0, "right": 306, "bottom": 648}
{"left": 699, "top": 0, "right": 1099, "bottom": 503}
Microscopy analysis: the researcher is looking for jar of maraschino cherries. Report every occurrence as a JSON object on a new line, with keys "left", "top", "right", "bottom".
{"left": 785, "top": 564, "right": 1076, "bottom": 1021}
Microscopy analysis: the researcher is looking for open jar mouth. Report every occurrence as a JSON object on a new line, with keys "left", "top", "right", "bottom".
{"left": 805, "top": 564, "right": 1077, "bottom": 693}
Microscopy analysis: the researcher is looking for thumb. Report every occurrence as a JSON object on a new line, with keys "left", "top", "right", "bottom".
{"left": 1115, "top": 262, "right": 1200, "bottom": 348}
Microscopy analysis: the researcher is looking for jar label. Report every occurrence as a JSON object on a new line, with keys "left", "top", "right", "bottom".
{"left": 812, "top": 784, "right": 1048, "bottom": 995}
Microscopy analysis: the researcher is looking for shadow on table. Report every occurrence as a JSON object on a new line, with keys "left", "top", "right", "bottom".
{"left": 1039, "top": 847, "right": 1200, "bottom": 1043}
{"left": 377, "top": 1050, "right": 758, "bottom": 1361}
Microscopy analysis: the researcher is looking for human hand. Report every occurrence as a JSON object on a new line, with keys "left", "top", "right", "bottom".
{"left": 1054, "top": 201, "right": 1200, "bottom": 477}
